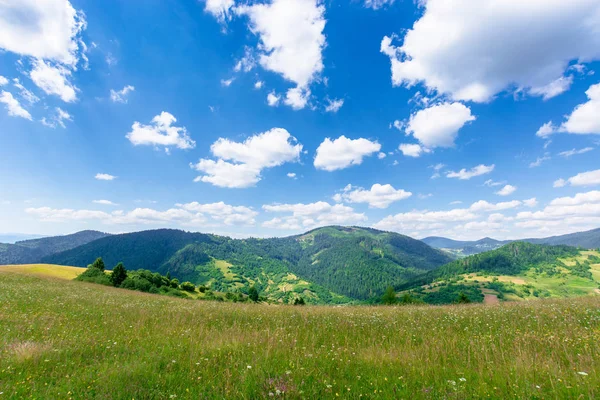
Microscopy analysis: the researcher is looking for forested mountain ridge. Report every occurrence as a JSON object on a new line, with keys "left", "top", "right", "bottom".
{"left": 0, "top": 230, "right": 109, "bottom": 264}
{"left": 42, "top": 226, "right": 452, "bottom": 303}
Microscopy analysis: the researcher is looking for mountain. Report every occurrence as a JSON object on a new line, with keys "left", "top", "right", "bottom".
{"left": 43, "top": 226, "right": 452, "bottom": 303}
{"left": 0, "top": 230, "right": 110, "bottom": 264}
{"left": 399, "top": 242, "right": 600, "bottom": 304}
{"left": 422, "top": 227, "right": 600, "bottom": 256}
{"left": 0, "top": 233, "right": 46, "bottom": 244}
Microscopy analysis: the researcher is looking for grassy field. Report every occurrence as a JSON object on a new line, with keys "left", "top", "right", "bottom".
{"left": 0, "top": 264, "right": 85, "bottom": 280}
{"left": 1, "top": 268, "right": 599, "bottom": 399}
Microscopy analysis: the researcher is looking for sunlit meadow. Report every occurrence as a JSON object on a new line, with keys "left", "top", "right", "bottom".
{"left": 1, "top": 270, "right": 599, "bottom": 399}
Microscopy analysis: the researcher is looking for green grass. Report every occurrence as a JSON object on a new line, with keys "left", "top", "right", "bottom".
{"left": 0, "top": 263, "right": 85, "bottom": 280}
{"left": 1, "top": 271, "right": 599, "bottom": 398}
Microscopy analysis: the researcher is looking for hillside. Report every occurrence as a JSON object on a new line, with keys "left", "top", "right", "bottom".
{"left": 399, "top": 242, "right": 600, "bottom": 304}
{"left": 422, "top": 227, "right": 600, "bottom": 256}
{"left": 1, "top": 270, "right": 599, "bottom": 398}
{"left": 43, "top": 226, "right": 452, "bottom": 303}
{"left": 0, "top": 230, "right": 109, "bottom": 264}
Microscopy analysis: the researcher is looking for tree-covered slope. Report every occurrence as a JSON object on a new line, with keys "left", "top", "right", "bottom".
{"left": 0, "top": 230, "right": 109, "bottom": 264}
{"left": 43, "top": 226, "right": 452, "bottom": 303}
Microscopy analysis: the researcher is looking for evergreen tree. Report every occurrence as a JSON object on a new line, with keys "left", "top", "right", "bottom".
{"left": 293, "top": 296, "right": 305, "bottom": 305}
{"left": 90, "top": 257, "right": 105, "bottom": 271}
{"left": 110, "top": 262, "right": 128, "bottom": 287}
{"left": 248, "top": 285, "right": 259, "bottom": 302}
{"left": 457, "top": 292, "right": 471, "bottom": 304}
{"left": 381, "top": 286, "right": 397, "bottom": 305}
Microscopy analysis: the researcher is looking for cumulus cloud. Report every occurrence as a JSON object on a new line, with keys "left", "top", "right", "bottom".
{"left": 110, "top": 85, "right": 135, "bottom": 103}
{"left": 325, "top": 98, "right": 344, "bottom": 113}
{"left": 267, "top": 91, "right": 281, "bottom": 106}
{"left": 495, "top": 184, "right": 517, "bottom": 196}
{"left": 404, "top": 102, "right": 475, "bottom": 148}
{"left": 555, "top": 169, "right": 600, "bottom": 187}
{"left": 95, "top": 173, "right": 116, "bottom": 181}
{"left": 334, "top": 183, "right": 412, "bottom": 208}
{"left": 287, "top": 172, "right": 297, "bottom": 179}
{"left": 126, "top": 112, "right": 195, "bottom": 151}
{"left": 191, "top": 128, "right": 302, "bottom": 188}
{"left": 177, "top": 201, "right": 257, "bottom": 226}
{"left": 254, "top": 81, "right": 264, "bottom": 89}
{"left": 284, "top": 87, "right": 310, "bottom": 110}
{"left": 558, "top": 82, "right": 600, "bottom": 134}
{"left": 469, "top": 200, "right": 521, "bottom": 212}
{"left": 29, "top": 60, "right": 78, "bottom": 102}
{"left": 446, "top": 164, "right": 495, "bottom": 180}
{"left": 0, "top": 91, "right": 32, "bottom": 120}
{"left": 399, "top": 143, "right": 429, "bottom": 158}
{"left": 262, "top": 201, "right": 366, "bottom": 230}
{"left": 524, "top": 198, "right": 538, "bottom": 207}
{"left": 529, "top": 75, "right": 574, "bottom": 100}
{"left": 204, "top": 0, "right": 235, "bottom": 23}
{"left": 536, "top": 122, "right": 557, "bottom": 138}
{"left": 380, "top": 1, "right": 600, "bottom": 102}
{"left": 314, "top": 136, "right": 381, "bottom": 171}
{"left": 0, "top": 76, "right": 7, "bottom": 86}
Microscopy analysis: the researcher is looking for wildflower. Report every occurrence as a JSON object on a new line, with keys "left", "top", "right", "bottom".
{"left": 577, "top": 371, "right": 588, "bottom": 376}
{"left": 459, "top": 378, "right": 467, "bottom": 382}
{"left": 247, "top": 365, "right": 252, "bottom": 369}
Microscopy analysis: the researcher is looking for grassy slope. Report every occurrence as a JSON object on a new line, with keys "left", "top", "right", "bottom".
{"left": 0, "top": 264, "right": 85, "bottom": 280}
{"left": 1, "top": 271, "right": 599, "bottom": 399}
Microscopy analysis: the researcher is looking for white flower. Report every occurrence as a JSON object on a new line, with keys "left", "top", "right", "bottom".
{"left": 578, "top": 371, "right": 588, "bottom": 376}
{"left": 459, "top": 377, "right": 466, "bottom": 382}
{"left": 247, "top": 365, "right": 252, "bottom": 369}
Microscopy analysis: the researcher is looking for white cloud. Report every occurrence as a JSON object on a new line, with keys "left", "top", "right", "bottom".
{"left": 484, "top": 179, "right": 504, "bottom": 187}
{"left": 529, "top": 75, "right": 573, "bottom": 100}
{"left": 536, "top": 121, "right": 557, "bottom": 138}
{"left": 287, "top": 172, "right": 297, "bottom": 179}
{"left": 430, "top": 163, "right": 445, "bottom": 179}
{"left": 524, "top": 198, "right": 538, "bottom": 207}
{"left": 233, "top": 47, "right": 256, "bottom": 72}
{"left": 191, "top": 128, "right": 302, "bottom": 188}
{"left": 254, "top": 81, "right": 264, "bottom": 89}
{"left": 0, "top": 0, "right": 87, "bottom": 66}
{"left": 221, "top": 77, "right": 235, "bottom": 87}
{"left": 110, "top": 85, "right": 135, "bottom": 103}
{"left": 374, "top": 208, "right": 478, "bottom": 232}
{"left": 446, "top": 164, "right": 495, "bottom": 180}
{"left": 404, "top": 102, "right": 475, "bottom": 148}
{"left": 377, "top": 152, "right": 386, "bottom": 159}
{"left": 284, "top": 87, "right": 310, "bottom": 110}
{"left": 29, "top": 60, "right": 78, "bottom": 102}
{"left": 93, "top": 200, "right": 118, "bottom": 206}
{"left": 177, "top": 201, "right": 257, "bottom": 226}
{"left": 26, "top": 207, "right": 110, "bottom": 222}
{"left": 204, "top": 0, "right": 235, "bottom": 23}
{"left": 41, "top": 107, "right": 72, "bottom": 128}
{"left": 559, "top": 82, "right": 600, "bottom": 134}
{"left": 364, "top": 0, "right": 395, "bottom": 10}
{"left": 399, "top": 143, "right": 429, "bottom": 158}
{"left": 0, "top": 91, "right": 32, "bottom": 120}
{"left": 380, "top": 1, "right": 600, "bottom": 102}
{"left": 95, "top": 173, "right": 116, "bottom": 181}
{"left": 126, "top": 112, "right": 195, "bottom": 150}
{"left": 559, "top": 147, "right": 594, "bottom": 157}
{"left": 469, "top": 200, "right": 521, "bottom": 212}
{"left": 262, "top": 201, "right": 366, "bottom": 230}
{"left": 235, "top": 0, "right": 326, "bottom": 89}
{"left": 555, "top": 169, "right": 600, "bottom": 187}
{"left": 529, "top": 154, "right": 551, "bottom": 168}
{"left": 13, "top": 78, "right": 39, "bottom": 104}
{"left": 314, "top": 136, "right": 381, "bottom": 171}
{"left": 325, "top": 98, "right": 344, "bottom": 113}
{"left": 267, "top": 91, "right": 281, "bottom": 106}
{"left": 495, "top": 184, "right": 517, "bottom": 196}
{"left": 335, "top": 183, "right": 412, "bottom": 209}
{"left": 0, "top": 76, "right": 7, "bottom": 86}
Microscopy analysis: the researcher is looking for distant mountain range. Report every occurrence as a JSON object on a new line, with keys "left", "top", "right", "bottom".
{"left": 422, "top": 227, "right": 600, "bottom": 256}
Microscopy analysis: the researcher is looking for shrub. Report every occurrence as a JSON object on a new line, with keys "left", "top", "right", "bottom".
{"left": 248, "top": 285, "right": 259, "bottom": 302}
{"left": 180, "top": 282, "right": 196, "bottom": 292}
{"left": 110, "top": 262, "right": 128, "bottom": 287}
{"left": 170, "top": 278, "right": 180, "bottom": 289}
{"left": 293, "top": 296, "right": 305, "bottom": 305}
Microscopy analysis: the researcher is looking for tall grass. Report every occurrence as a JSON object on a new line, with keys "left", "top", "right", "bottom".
{"left": 1, "top": 272, "right": 599, "bottom": 399}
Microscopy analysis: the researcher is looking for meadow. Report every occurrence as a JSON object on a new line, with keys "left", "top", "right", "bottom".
{"left": 1, "top": 266, "right": 599, "bottom": 399}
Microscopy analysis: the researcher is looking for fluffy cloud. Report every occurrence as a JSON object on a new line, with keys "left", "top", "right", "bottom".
{"left": 404, "top": 102, "right": 475, "bottom": 148}
{"left": 191, "top": 128, "right": 302, "bottom": 188}
{"left": 374, "top": 208, "right": 478, "bottom": 233}
{"left": 0, "top": 0, "right": 86, "bottom": 66}
{"left": 524, "top": 198, "right": 538, "bottom": 208}
{"left": 446, "top": 164, "right": 495, "bottom": 180}
{"left": 267, "top": 91, "right": 281, "bottom": 106}
{"left": 529, "top": 75, "right": 574, "bottom": 100}
{"left": 177, "top": 201, "right": 257, "bottom": 226}
{"left": 399, "top": 143, "right": 429, "bottom": 158}
{"left": 95, "top": 173, "right": 116, "bottom": 181}
{"left": 262, "top": 201, "right": 366, "bottom": 229}
{"left": 41, "top": 107, "right": 72, "bottom": 128}
{"left": 204, "top": 0, "right": 235, "bottom": 23}
{"left": 555, "top": 169, "right": 600, "bottom": 187}
{"left": 0, "top": 76, "right": 7, "bottom": 86}
{"left": 110, "top": 85, "right": 135, "bottom": 103}
{"left": 536, "top": 122, "right": 557, "bottom": 138}
{"left": 29, "top": 60, "right": 78, "bottom": 102}
{"left": 126, "top": 112, "right": 195, "bottom": 151}
{"left": 284, "top": 87, "right": 310, "bottom": 110}
{"left": 495, "top": 184, "right": 517, "bottom": 196}
{"left": 380, "top": 1, "right": 600, "bottom": 102}
{"left": 559, "top": 82, "right": 600, "bottom": 134}
{"left": 469, "top": 200, "right": 521, "bottom": 212}
{"left": 314, "top": 136, "right": 381, "bottom": 171}
{"left": 334, "top": 183, "right": 412, "bottom": 208}
{"left": 325, "top": 98, "right": 344, "bottom": 113}
{"left": 0, "top": 91, "right": 32, "bottom": 120}
{"left": 287, "top": 172, "right": 297, "bottom": 179}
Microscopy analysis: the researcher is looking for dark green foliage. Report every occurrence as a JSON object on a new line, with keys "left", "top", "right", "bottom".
{"left": 381, "top": 286, "right": 397, "bottom": 305}
{"left": 110, "top": 262, "right": 127, "bottom": 287}
{"left": 180, "top": 281, "right": 196, "bottom": 292}
{"left": 420, "top": 284, "right": 484, "bottom": 304}
{"left": 399, "top": 293, "right": 423, "bottom": 305}
{"left": 248, "top": 285, "right": 259, "bottom": 302}
{"left": 293, "top": 297, "right": 305, "bottom": 305}
{"left": 456, "top": 292, "right": 471, "bottom": 304}
{"left": 90, "top": 257, "right": 105, "bottom": 271}
{"left": 570, "top": 260, "right": 593, "bottom": 279}
{"left": 170, "top": 278, "right": 180, "bottom": 289}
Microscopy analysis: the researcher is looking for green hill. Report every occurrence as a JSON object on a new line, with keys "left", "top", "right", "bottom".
{"left": 399, "top": 242, "right": 600, "bottom": 304}
{"left": 0, "top": 230, "right": 110, "bottom": 264}
{"left": 42, "top": 226, "right": 452, "bottom": 303}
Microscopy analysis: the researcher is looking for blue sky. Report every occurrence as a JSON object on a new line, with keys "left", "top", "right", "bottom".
{"left": 1, "top": 0, "right": 600, "bottom": 240}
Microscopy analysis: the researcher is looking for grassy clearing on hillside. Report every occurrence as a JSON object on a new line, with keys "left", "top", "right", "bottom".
{"left": 0, "top": 264, "right": 84, "bottom": 280}
{"left": 1, "top": 271, "right": 599, "bottom": 399}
